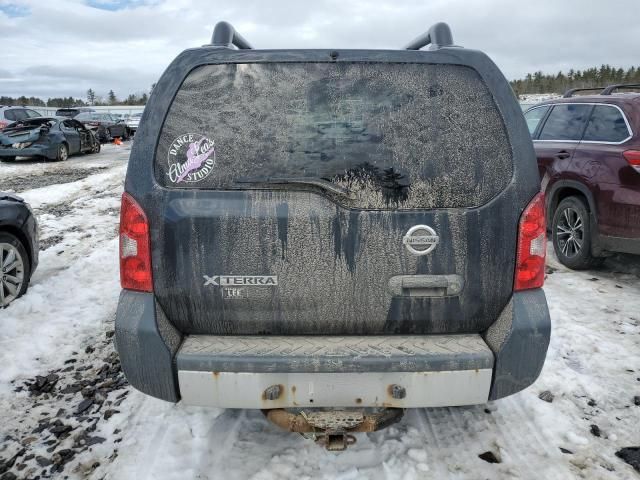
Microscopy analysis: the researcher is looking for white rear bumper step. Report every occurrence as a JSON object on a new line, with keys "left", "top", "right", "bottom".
{"left": 176, "top": 333, "right": 494, "bottom": 408}
{"left": 178, "top": 369, "right": 492, "bottom": 408}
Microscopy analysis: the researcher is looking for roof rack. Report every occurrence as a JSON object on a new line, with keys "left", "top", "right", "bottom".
{"left": 600, "top": 83, "right": 640, "bottom": 95}
{"left": 404, "top": 22, "right": 454, "bottom": 50}
{"left": 210, "top": 21, "right": 253, "bottom": 49}
{"left": 562, "top": 87, "right": 606, "bottom": 98}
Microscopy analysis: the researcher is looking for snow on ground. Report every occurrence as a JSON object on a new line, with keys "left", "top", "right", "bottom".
{"left": 0, "top": 145, "right": 639, "bottom": 479}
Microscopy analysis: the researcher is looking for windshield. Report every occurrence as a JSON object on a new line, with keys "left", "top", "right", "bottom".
{"left": 156, "top": 62, "right": 512, "bottom": 209}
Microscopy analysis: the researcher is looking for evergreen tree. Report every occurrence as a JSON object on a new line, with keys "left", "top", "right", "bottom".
{"left": 510, "top": 64, "right": 640, "bottom": 95}
{"left": 87, "top": 88, "right": 96, "bottom": 105}
{"left": 108, "top": 90, "right": 117, "bottom": 105}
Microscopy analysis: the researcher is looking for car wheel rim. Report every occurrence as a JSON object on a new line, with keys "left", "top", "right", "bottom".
{"left": 556, "top": 207, "right": 584, "bottom": 258}
{"left": 60, "top": 145, "right": 68, "bottom": 160}
{"left": 0, "top": 242, "right": 25, "bottom": 307}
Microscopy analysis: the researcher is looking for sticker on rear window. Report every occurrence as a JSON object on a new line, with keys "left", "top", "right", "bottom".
{"left": 167, "top": 133, "right": 215, "bottom": 183}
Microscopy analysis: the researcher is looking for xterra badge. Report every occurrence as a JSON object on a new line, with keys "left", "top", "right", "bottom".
{"left": 203, "top": 275, "right": 278, "bottom": 287}
{"left": 403, "top": 225, "right": 439, "bottom": 256}
{"left": 167, "top": 133, "right": 215, "bottom": 183}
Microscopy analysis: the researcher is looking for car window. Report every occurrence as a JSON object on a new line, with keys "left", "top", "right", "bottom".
{"left": 538, "top": 104, "right": 592, "bottom": 141}
{"left": 5, "top": 109, "right": 31, "bottom": 121}
{"left": 582, "top": 105, "right": 631, "bottom": 143}
{"left": 71, "top": 120, "right": 85, "bottom": 130}
{"left": 26, "top": 109, "right": 41, "bottom": 118}
{"left": 524, "top": 106, "right": 549, "bottom": 136}
{"left": 61, "top": 120, "right": 76, "bottom": 131}
{"left": 156, "top": 62, "right": 513, "bottom": 208}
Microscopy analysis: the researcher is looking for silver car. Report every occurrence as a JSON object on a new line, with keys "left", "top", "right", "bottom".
{"left": 125, "top": 112, "right": 143, "bottom": 133}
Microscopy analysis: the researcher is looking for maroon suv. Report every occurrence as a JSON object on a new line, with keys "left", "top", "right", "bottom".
{"left": 524, "top": 84, "right": 640, "bottom": 269}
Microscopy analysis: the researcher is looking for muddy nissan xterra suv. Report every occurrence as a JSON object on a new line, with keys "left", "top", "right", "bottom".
{"left": 116, "top": 21, "right": 551, "bottom": 450}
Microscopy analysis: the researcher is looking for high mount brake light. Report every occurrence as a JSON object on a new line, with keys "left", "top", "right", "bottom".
{"left": 514, "top": 192, "right": 546, "bottom": 291}
{"left": 119, "top": 192, "right": 153, "bottom": 292}
{"left": 623, "top": 150, "right": 640, "bottom": 173}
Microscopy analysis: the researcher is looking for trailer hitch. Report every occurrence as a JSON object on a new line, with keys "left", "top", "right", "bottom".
{"left": 262, "top": 408, "right": 404, "bottom": 451}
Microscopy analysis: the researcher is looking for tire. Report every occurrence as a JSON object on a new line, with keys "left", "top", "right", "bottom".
{"left": 92, "top": 142, "right": 101, "bottom": 154}
{"left": 552, "top": 196, "right": 602, "bottom": 270}
{"left": 0, "top": 232, "right": 30, "bottom": 308}
{"left": 0, "top": 156, "right": 16, "bottom": 162}
{"left": 55, "top": 143, "right": 69, "bottom": 161}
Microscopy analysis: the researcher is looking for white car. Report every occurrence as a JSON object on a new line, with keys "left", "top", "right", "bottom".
{"left": 125, "top": 112, "right": 143, "bottom": 133}
{"left": 0, "top": 106, "right": 43, "bottom": 130}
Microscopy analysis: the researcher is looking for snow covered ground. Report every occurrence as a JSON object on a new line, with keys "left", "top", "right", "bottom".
{"left": 1, "top": 145, "right": 639, "bottom": 479}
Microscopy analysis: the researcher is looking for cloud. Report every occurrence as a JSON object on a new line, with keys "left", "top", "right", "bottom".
{"left": 0, "top": 1, "right": 30, "bottom": 17}
{"left": 1, "top": 0, "right": 639, "bottom": 99}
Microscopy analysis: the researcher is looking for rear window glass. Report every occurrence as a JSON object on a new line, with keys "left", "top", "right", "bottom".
{"left": 583, "top": 105, "right": 630, "bottom": 143}
{"left": 538, "top": 104, "right": 591, "bottom": 141}
{"left": 156, "top": 63, "right": 513, "bottom": 209}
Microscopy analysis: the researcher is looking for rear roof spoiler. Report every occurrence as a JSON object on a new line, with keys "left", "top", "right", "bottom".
{"left": 208, "top": 21, "right": 456, "bottom": 51}
{"left": 210, "top": 21, "right": 253, "bottom": 49}
{"left": 404, "top": 22, "right": 455, "bottom": 50}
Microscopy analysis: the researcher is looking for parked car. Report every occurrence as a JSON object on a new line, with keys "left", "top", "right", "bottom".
{"left": 0, "top": 192, "right": 38, "bottom": 308}
{"left": 0, "top": 117, "right": 100, "bottom": 162}
{"left": 0, "top": 106, "right": 43, "bottom": 130}
{"left": 55, "top": 107, "right": 95, "bottom": 118}
{"left": 115, "top": 21, "right": 550, "bottom": 450}
{"left": 75, "top": 112, "right": 129, "bottom": 142}
{"left": 524, "top": 84, "right": 640, "bottom": 269}
{"left": 125, "top": 112, "right": 142, "bottom": 133}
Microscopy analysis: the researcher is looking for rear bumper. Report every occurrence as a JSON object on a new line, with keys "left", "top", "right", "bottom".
{"left": 0, "top": 144, "right": 52, "bottom": 158}
{"left": 115, "top": 289, "right": 550, "bottom": 406}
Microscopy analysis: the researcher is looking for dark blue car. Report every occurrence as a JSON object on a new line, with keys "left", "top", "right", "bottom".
{"left": 0, "top": 117, "right": 100, "bottom": 162}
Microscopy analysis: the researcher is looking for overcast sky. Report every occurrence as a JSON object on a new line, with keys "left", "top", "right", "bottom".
{"left": 1, "top": 0, "right": 639, "bottom": 100}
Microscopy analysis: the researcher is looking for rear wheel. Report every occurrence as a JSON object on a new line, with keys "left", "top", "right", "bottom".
{"left": 552, "top": 196, "right": 601, "bottom": 270}
{"left": 0, "top": 232, "right": 30, "bottom": 308}
{"left": 0, "top": 156, "right": 16, "bottom": 162}
{"left": 55, "top": 143, "right": 69, "bottom": 161}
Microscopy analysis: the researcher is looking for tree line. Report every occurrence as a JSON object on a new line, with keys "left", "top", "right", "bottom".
{"left": 3, "top": 66, "right": 640, "bottom": 107}
{"left": 0, "top": 84, "right": 156, "bottom": 108}
{"left": 511, "top": 64, "right": 640, "bottom": 95}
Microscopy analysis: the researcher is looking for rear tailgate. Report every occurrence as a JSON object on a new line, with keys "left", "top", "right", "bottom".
{"left": 145, "top": 59, "right": 531, "bottom": 335}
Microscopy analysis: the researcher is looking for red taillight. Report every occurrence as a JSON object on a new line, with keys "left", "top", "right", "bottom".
{"left": 623, "top": 150, "right": 640, "bottom": 173}
{"left": 119, "top": 192, "right": 153, "bottom": 292}
{"left": 0, "top": 120, "right": 8, "bottom": 129}
{"left": 514, "top": 192, "right": 546, "bottom": 291}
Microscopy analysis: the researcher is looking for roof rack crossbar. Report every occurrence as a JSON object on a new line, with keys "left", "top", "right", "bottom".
{"left": 404, "top": 22, "right": 454, "bottom": 50}
{"left": 562, "top": 87, "right": 605, "bottom": 98}
{"left": 600, "top": 83, "right": 640, "bottom": 95}
{"left": 211, "top": 21, "right": 253, "bottom": 49}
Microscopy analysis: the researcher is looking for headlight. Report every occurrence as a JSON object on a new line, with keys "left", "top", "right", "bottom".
{"left": 11, "top": 142, "right": 33, "bottom": 149}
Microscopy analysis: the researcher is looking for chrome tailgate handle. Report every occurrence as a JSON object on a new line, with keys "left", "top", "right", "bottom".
{"left": 388, "top": 275, "right": 463, "bottom": 297}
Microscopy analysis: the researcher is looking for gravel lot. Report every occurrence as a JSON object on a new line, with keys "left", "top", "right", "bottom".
{"left": 0, "top": 144, "right": 639, "bottom": 479}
